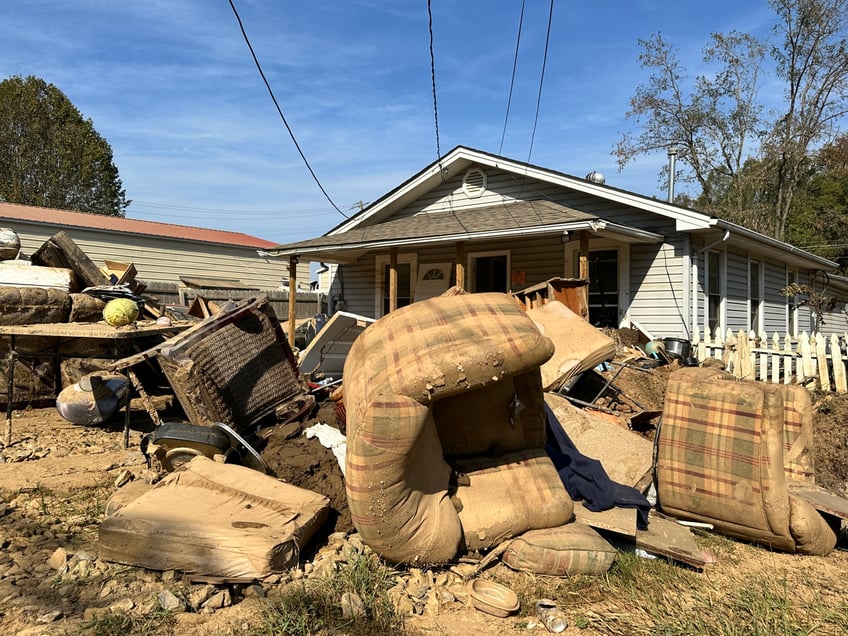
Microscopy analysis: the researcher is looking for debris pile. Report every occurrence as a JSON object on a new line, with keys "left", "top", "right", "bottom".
{"left": 2, "top": 234, "right": 848, "bottom": 630}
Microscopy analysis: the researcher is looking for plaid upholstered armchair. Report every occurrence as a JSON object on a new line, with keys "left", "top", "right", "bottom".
{"left": 655, "top": 367, "right": 838, "bottom": 555}
{"left": 343, "top": 292, "right": 575, "bottom": 565}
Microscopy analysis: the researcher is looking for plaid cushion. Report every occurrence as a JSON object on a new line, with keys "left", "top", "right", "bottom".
{"left": 656, "top": 368, "right": 793, "bottom": 549}
{"left": 778, "top": 385, "right": 816, "bottom": 483}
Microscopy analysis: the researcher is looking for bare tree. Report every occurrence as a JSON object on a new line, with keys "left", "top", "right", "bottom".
{"left": 616, "top": 0, "right": 848, "bottom": 242}
{"left": 614, "top": 32, "right": 766, "bottom": 207}
{"left": 766, "top": 0, "right": 848, "bottom": 240}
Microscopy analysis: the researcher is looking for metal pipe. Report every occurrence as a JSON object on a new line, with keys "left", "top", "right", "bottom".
{"left": 667, "top": 147, "right": 678, "bottom": 202}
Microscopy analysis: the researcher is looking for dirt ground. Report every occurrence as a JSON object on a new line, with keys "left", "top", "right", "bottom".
{"left": 1, "top": 354, "right": 848, "bottom": 635}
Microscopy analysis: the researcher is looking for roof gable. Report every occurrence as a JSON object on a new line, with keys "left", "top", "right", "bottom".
{"left": 330, "top": 145, "right": 716, "bottom": 235}
{"left": 0, "top": 201, "right": 277, "bottom": 249}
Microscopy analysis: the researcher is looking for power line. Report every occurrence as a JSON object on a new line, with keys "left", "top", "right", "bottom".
{"left": 528, "top": 0, "right": 555, "bottom": 162}
{"left": 227, "top": 0, "right": 348, "bottom": 219}
{"left": 427, "top": 0, "right": 442, "bottom": 163}
{"left": 499, "top": 0, "right": 526, "bottom": 155}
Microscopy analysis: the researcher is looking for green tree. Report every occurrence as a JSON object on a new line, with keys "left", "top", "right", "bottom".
{"left": 0, "top": 75, "right": 128, "bottom": 216}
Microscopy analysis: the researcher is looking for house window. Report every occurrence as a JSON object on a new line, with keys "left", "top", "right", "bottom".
{"left": 750, "top": 260, "right": 762, "bottom": 332}
{"left": 469, "top": 252, "right": 509, "bottom": 293}
{"left": 587, "top": 249, "right": 619, "bottom": 328}
{"left": 375, "top": 254, "right": 416, "bottom": 317}
{"left": 706, "top": 250, "right": 723, "bottom": 337}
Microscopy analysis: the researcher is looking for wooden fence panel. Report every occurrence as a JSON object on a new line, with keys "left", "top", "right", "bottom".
{"left": 694, "top": 328, "right": 848, "bottom": 394}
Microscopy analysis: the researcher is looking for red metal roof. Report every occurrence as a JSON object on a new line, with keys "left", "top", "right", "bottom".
{"left": 0, "top": 201, "right": 278, "bottom": 249}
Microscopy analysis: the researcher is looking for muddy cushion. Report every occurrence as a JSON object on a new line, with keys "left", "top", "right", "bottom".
{"left": 502, "top": 522, "right": 616, "bottom": 576}
{"left": 344, "top": 293, "right": 559, "bottom": 564}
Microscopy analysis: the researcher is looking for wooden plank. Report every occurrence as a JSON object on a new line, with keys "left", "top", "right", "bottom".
{"left": 636, "top": 512, "right": 706, "bottom": 569}
{"left": 787, "top": 481, "right": 848, "bottom": 520}
{"left": 0, "top": 262, "right": 76, "bottom": 290}
{"left": 31, "top": 231, "right": 111, "bottom": 290}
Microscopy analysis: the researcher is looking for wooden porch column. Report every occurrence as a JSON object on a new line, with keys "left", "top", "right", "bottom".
{"left": 389, "top": 247, "right": 398, "bottom": 313}
{"left": 578, "top": 231, "right": 590, "bottom": 321}
{"left": 455, "top": 241, "right": 466, "bottom": 291}
{"left": 578, "top": 231, "right": 589, "bottom": 280}
{"left": 288, "top": 255, "right": 298, "bottom": 347}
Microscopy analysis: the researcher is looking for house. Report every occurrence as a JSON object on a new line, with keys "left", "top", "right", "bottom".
{"left": 0, "top": 201, "right": 312, "bottom": 294}
{"left": 266, "top": 146, "right": 846, "bottom": 340}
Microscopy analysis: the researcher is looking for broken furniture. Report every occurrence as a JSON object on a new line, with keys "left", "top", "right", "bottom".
{"left": 111, "top": 295, "right": 313, "bottom": 469}
{"left": 512, "top": 277, "right": 589, "bottom": 319}
{"left": 0, "top": 319, "right": 189, "bottom": 446}
{"left": 343, "top": 292, "right": 574, "bottom": 565}
{"left": 297, "top": 310, "right": 374, "bottom": 380}
{"left": 98, "top": 456, "right": 329, "bottom": 581}
{"left": 655, "top": 367, "right": 843, "bottom": 555}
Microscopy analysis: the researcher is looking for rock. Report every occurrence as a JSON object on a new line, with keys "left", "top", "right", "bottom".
{"left": 341, "top": 591, "right": 366, "bottom": 619}
{"left": 114, "top": 469, "right": 133, "bottom": 487}
{"left": 202, "top": 589, "right": 232, "bottom": 610}
{"left": 110, "top": 598, "right": 135, "bottom": 612}
{"left": 47, "top": 546, "right": 68, "bottom": 571}
{"left": 36, "top": 609, "right": 63, "bottom": 623}
{"left": 157, "top": 589, "right": 186, "bottom": 612}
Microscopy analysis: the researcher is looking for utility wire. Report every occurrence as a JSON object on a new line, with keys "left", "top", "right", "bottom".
{"left": 499, "top": 0, "right": 526, "bottom": 155}
{"left": 528, "top": 0, "right": 554, "bottom": 162}
{"left": 427, "top": 0, "right": 442, "bottom": 165}
{"left": 228, "top": 0, "right": 348, "bottom": 219}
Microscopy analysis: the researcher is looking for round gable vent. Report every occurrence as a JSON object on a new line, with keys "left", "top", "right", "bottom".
{"left": 462, "top": 167, "right": 487, "bottom": 198}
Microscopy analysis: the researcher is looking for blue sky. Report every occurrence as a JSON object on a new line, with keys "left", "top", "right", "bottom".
{"left": 2, "top": 1, "right": 778, "bottom": 245}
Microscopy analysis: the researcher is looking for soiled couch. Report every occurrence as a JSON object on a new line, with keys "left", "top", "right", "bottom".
{"left": 343, "top": 292, "right": 575, "bottom": 564}
{"left": 655, "top": 367, "right": 837, "bottom": 555}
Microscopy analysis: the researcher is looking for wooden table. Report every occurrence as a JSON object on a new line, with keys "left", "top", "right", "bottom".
{"left": 0, "top": 320, "right": 190, "bottom": 447}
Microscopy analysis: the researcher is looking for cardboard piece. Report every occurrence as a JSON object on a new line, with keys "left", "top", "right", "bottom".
{"left": 526, "top": 300, "right": 616, "bottom": 391}
{"left": 98, "top": 456, "right": 330, "bottom": 580}
{"left": 544, "top": 392, "right": 654, "bottom": 489}
{"left": 573, "top": 502, "right": 638, "bottom": 538}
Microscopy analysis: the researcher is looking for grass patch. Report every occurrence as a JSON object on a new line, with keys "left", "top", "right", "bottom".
{"left": 68, "top": 608, "right": 175, "bottom": 636}
{"left": 256, "top": 550, "right": 409, "bottom": 636}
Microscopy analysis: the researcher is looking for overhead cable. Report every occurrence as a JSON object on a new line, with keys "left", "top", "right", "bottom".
{"left": 427, "top": 0, "right": 443, "bottom": 166}
{"left": 499, "top": 0, "right": 526, "bottom": 155}
{"left": 528, "top": 0, "right": 555, "bottom": 162}
{"left": 228, "top": 0, "right": 348, "bottom": 219}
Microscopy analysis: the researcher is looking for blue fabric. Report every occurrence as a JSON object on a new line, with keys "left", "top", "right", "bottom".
{"left": 545, "top": 403, "right": 651, "bottom": 530}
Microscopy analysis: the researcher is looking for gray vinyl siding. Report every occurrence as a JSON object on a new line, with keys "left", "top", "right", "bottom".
{"left": 725, "top": 249, "right": 749, "bottom": 334}
{"left": 396, "top": 167, "right": 667, "bottom": 233}
{"left": 626, "top": 239, "right": 689, "bottom": 339}
{"left": 4, "top": 220, "right": 298, "bottom": 290}
{"left": 762, "top": 259, "right": 787, "bottom": 335}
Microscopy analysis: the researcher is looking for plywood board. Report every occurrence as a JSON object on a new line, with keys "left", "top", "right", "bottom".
{"left": 787, "top": 481, "right": 848, "bottom": 520}
{"left": 636, "top": 512, "right": 706, "bottom": 569}
{"left": 573, "top": 502, "right": 638, "bottom": 538}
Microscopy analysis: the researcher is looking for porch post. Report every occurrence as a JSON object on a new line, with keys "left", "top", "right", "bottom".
{"left": 455, "top": 241, "right": 465, "bottom": 290}
{"left": 578, "top": 231, "right": 590, "bottom": 321}
{"left": 288, "top": 255, "right": 298, "bottom": 347}
{"left": 389, "top": 247, "right": 398, "bottom": 313}
{"left": 578, "top": 231, "right": 589, "bottom": 280}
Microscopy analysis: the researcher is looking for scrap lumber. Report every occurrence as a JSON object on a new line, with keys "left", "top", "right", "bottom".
{"left": 31, "top": 231, "right": 111, "bottom": 290}
{"left": 0, "top": 261, "right": 77, "bottom": 291}
{"left": 635, "top": 512, "right": 707, "bottom": 569}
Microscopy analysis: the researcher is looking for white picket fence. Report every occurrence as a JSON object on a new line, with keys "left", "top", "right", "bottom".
{"left": 692, "top": 329, "right": 848, "bottom": 394}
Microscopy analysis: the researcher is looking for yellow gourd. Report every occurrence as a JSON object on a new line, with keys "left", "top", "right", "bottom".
{"left": 103, "top": 298, "right": 140, "bottom": 326}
